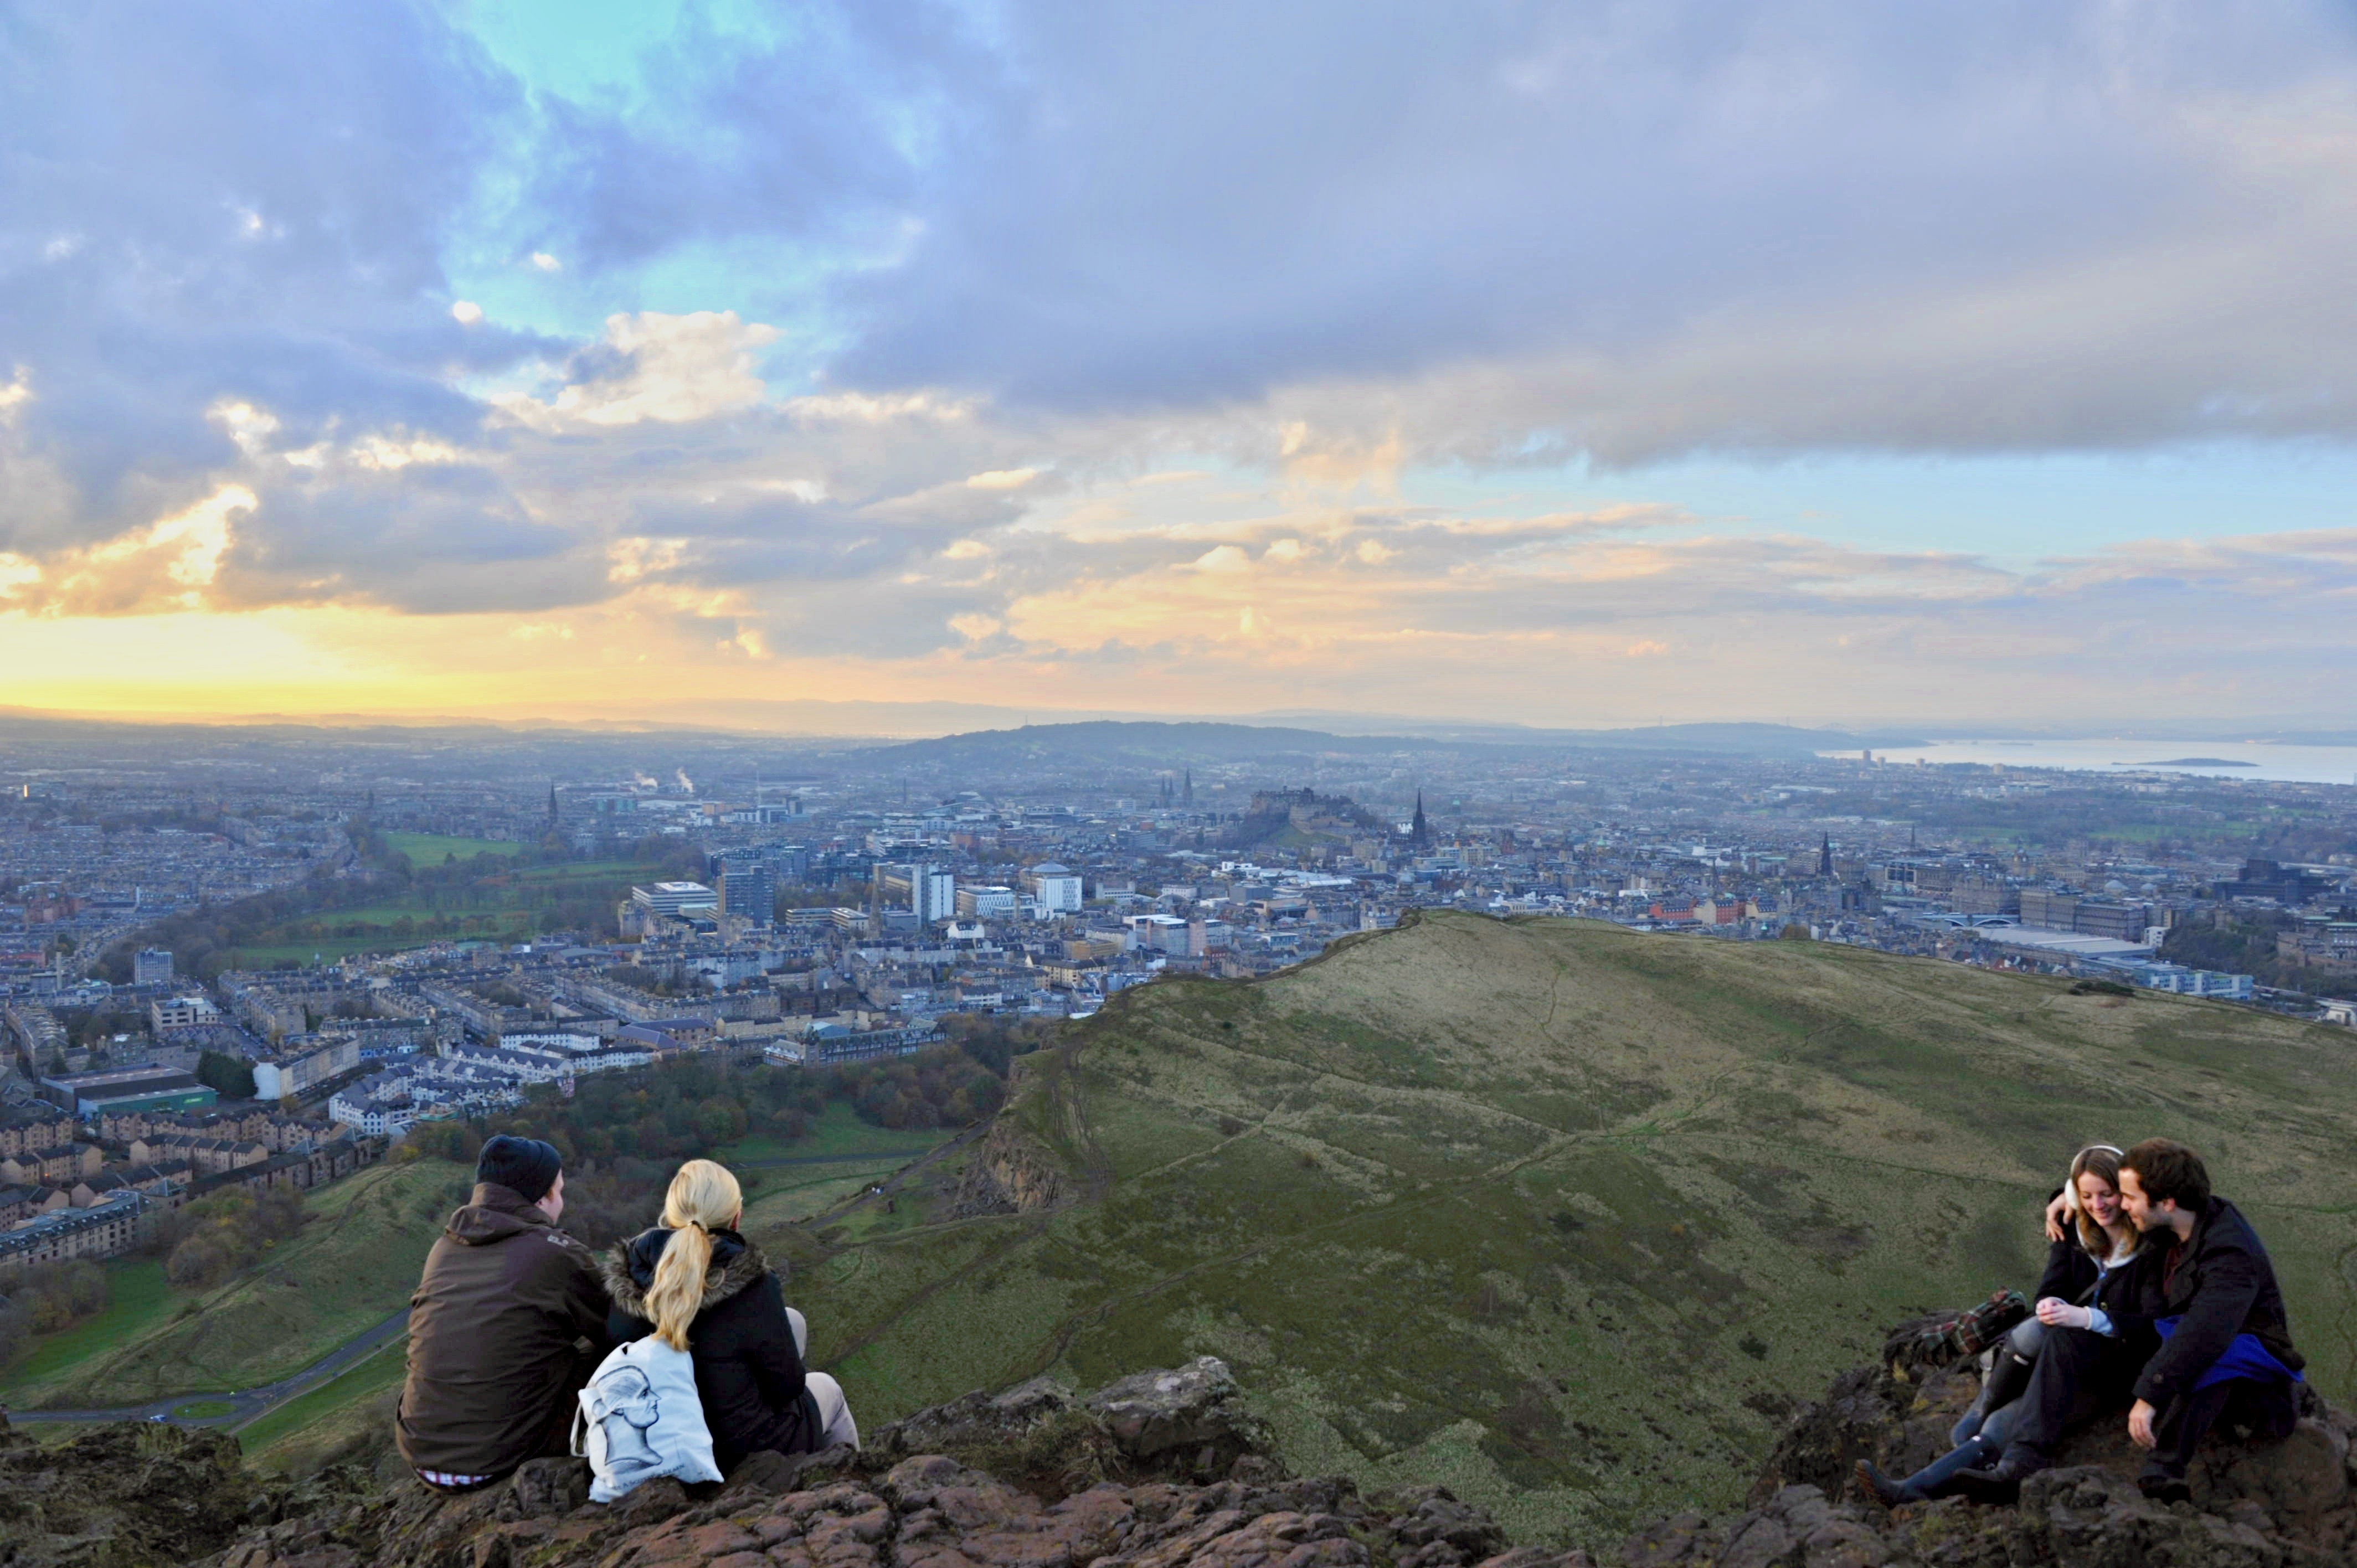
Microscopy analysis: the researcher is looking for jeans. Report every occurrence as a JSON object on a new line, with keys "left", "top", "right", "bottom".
{"left": 2004, "top": 1317, "right": 2045, "bottom": 1364}
{"left": 784, "top": 1307, "right": 861, "bottom": 1450}
{"left": 2143, "top": 1379, "right": 2298, "bottom": 1483}
{"left": 2002, "top": 1324, "right": 2140, "bottom": 1468}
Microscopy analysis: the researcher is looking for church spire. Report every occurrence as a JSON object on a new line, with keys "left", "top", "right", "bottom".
{"left": 1410, "top": 790, "right": 1432, "bottom": 850}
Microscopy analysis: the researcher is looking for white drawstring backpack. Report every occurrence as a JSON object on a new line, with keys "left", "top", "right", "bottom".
{"left": 572, "top": 1334, "right": 723, "bottom": 1502}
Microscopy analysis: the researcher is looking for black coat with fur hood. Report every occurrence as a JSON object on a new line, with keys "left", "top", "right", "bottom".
{"left": 602, "top": 1227, "right": 818, "bottom": 1471}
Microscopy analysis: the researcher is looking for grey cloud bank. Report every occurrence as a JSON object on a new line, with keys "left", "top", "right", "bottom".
{"left": 2, "top": 0, "right": 2355, "bottom": 721}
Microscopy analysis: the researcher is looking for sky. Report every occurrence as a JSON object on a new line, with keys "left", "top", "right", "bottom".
{"left": 4, "top": 0, "right": 2357, "bottom": 733}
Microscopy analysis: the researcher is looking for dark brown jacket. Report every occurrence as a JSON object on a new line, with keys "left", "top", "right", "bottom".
{"left": 395, "top": 1182, "right": 612, "bottom": 1478}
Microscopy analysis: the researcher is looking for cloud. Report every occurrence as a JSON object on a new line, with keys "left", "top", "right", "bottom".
{"left": 477, "top": 3, "right": 2357, "bottom": 462}
{"left": 8, "top": 1, "right": 2357, "bottom": 725}
{"left": 965, "top": 467, "right": 1038, "bottom": 490}
{"left": 505, "top": 311, "right": 779, "bottom": 429}
{"left": 0, "top": 484, "right": 254, "bottom": 615}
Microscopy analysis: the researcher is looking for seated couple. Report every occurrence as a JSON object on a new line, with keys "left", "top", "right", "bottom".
{"left": 394, "top": 1137, "right": 858, "bottom": 1492}
{"left": 1860, "top": 1138, "right": 2303, "bottom": 1508}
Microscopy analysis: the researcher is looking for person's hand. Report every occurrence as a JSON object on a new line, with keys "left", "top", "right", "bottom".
{"left": 2128, "top": 1399, "right": 2158, "bottom": 1450}
{"left": 2045, "top": 1192, "right": 2071, "bottom": 1243}
{"left": 2034, "top": 1297, "right": 2091, "bottom": 1329}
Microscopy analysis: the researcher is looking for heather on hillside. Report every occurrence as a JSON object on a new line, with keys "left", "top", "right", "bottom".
{"left": 155, "top": 1187, "right": 308, "bottom": 1288}
{"left": 0, "top": 1260, "right": 111, "bottom": 1359}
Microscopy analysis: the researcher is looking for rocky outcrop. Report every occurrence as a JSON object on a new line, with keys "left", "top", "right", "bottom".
{"left": 1720, "top": 1336, "right": 2357, "bottom": 1566}
{"left": 861, "top": 1357, "right": 1268, "bottom": 1494}
{"left": 8, "top": 1335, "right": 2356, "bottom": 1568}
{"left": 0, "top": 1415, "right": 368, "bottom": 1568}
{"left": 214, "top": 1452, "right": 1577, "bottom": 1568}
{"left": 954, "top": 1110, "right": 1069, "bottom": 1216}
{"left": 198, "top": 1358, "right": 1579, "bottom": 1568}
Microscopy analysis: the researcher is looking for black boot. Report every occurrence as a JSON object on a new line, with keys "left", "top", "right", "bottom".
{"left": 1951, "top": 1351, "right": 2035, "bottom": 1446}
{"left": 1948, "top": 1456, "right": 2045, "bottom": 1507}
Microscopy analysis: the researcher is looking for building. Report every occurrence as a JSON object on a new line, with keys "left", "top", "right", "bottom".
{"left": 125, "top": 1134, "right": 268, "bottom": 1174}
{"left": 0, "top": 1191, "right": 145, "bottom": 1271}
{"left": 956, "top": 884, "right": 1018, "bottom": 919}
{"left": 892, "top": 864, "right": 956, "bottom": 924}
{"left": 40, "top": 1065, "right": 218, "bottom": 1118}
{"left": 632, "top": 881, "right": 719, "bottom": 919}
{"left": 2017, "top": 890, "right": 2079, "bottom": 930}
{"left": 132, "top": 947, "right": 176, "bottom": 986}
{"left": 0, "top": 1106, "right": 76, "bottom": 1159}
{"left": 1124, "top": 913, "right": 1192, "bottom": 954}
{"left": 1027, "top": 863, "right": 1084, "bottom": 914}
{"left": 2117, "top": 962, "right": 2255, "bottom": 1000}
{"left": 794, "top": 1023, "right": 943, "bottom": 1064}
{"left": 718, "top": 862, "right": 777, "bottom": 927}
{"left": 476, "top": 1032, "right": 655, "bottom": 1075}
{"left": 2219, "top": 858, "right": 2332, "bottom": 905}
{"left": 150, "top": 994, "right": 224, "bottom": 1033}
{"left": 251, "top": 1035, "right": 363, "bottom": 1101}
{"left": 4, "top": 1002, "right": 67, "bottom": 1065}
{"left": 2071, "top": 900, "right": 2151, "bottom": 942}
{"left": 326, "top": 1086, "right": 420, "bottom": 1137}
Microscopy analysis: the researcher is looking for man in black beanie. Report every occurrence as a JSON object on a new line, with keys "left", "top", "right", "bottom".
{"left": 396, "top": 1136, "right": 613, "bottom": 1489}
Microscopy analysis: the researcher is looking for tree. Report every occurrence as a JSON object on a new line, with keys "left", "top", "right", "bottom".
{"left": 195, "top": 1050, "right": 258, "bottom": 1100}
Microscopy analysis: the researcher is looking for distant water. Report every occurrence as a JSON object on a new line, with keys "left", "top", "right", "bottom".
{"left": 1815, "top": 739, "right": 2357, "bottom": 786}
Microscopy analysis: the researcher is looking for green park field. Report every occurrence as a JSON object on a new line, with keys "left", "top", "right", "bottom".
{"left": 217, "top": 858, "right": 647, "bottom": 967}
{"left": 381, "top": 832, "right": 522, "bottom": 865}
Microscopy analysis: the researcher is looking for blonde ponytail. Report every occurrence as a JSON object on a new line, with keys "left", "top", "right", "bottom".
{"left": 643, "top": 1159, "right": 742, "bottom": 1351}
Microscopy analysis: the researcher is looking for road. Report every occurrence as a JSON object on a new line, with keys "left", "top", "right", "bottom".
{"left": 6, "top": 1308, "right": 411, "bottom": 1430}
{"left": 733, "top": 1148, "right": 937, "bottom": 1170}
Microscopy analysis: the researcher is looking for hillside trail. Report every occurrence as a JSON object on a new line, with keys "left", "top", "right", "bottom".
{"left": 8, "top": 1308, "right": 410, "bottom": 1429}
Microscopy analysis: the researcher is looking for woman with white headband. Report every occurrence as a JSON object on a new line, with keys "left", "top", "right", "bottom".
{"left": 1856, "top": 1143, "right": 2142, "bottom": 1505}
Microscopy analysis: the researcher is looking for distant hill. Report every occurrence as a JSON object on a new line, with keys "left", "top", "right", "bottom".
{"left": 855, "top": 718, "right": 1919, "bottom": 771}
{"left": 771, "top": 912, "right": 2357, "bottom": 1550}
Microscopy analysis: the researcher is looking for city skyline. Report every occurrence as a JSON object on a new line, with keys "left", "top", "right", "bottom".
{"left": 7, "top": 3, "right": 2357, "bottom": 725}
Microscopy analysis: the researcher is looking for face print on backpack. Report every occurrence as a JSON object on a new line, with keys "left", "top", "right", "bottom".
{"left": 594, "top": 1365, "right": 667, "bottom": 1482}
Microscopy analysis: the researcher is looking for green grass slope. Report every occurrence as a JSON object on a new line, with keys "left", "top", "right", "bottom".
{"left": 766, "top": 912, "right": 2357, "bottom": 1550}
{"left": 7, "top": 1158, "right": 473, "bottom": 1410}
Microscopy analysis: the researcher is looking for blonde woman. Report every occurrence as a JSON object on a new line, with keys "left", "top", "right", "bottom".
{"left": 601, "top": 1160, "right": 858, "bottom": 1472}
{"left": 1856, "top": 1143, "right": 2142, "bottom": 1505}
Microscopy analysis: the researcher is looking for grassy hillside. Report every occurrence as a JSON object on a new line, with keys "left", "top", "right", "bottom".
{"left": 764, "top": 912, "right": 2357, "bottom": 1551}
{"left": 4, "top": 1158, "right": 473, "bottom": 1410}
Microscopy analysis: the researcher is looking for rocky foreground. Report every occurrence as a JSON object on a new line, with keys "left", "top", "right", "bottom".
{"left": 4, "top": 1333, "right": 2355, "bottom": 1568}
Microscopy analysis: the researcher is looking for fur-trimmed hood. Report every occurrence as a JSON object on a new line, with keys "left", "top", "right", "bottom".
{"left": 601, "top": 1225, "right": 769, "bottom": 1321}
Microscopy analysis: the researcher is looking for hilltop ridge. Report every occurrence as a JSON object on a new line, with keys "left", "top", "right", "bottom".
{"left": 767, "top": 911, "right": 2357, "bottom": 1546}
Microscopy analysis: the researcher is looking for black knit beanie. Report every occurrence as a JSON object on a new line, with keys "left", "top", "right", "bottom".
{"left": 477, "top": 1134, "right": 562, "bottom": 1203}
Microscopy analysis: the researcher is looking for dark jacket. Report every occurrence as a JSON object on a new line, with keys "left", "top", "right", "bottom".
{"left": 603, "top": 1227, "right": 817, "bottom": 1472}
{"left": 2034, "top": 1217, "right": 2145, "bottom": 1309}
{"left": 397, "top": 1183, "right": 612, "bottom": 1478}
{"left": 2118, "top": 1197, "right": 2303, "bottom": 1410}
{"left": 2034, "top": 1233, "right": 2102, "bottom": 1307}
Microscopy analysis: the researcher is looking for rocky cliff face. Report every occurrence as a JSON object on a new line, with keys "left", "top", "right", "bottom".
{"left": 4, "top": 1333, "right": 2354, "bottom": 1568}
{"left": 953, "top": 1101, "right": 1070, "bottom": 1216}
